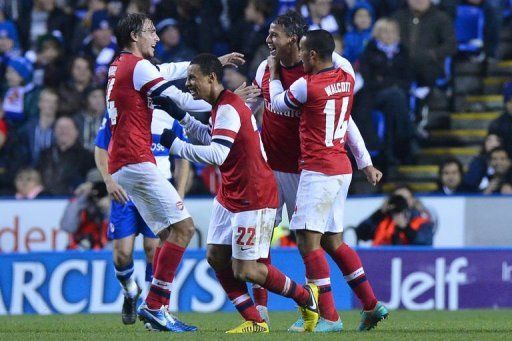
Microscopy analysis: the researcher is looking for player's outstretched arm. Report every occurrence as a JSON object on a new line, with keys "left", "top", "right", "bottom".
{"left": 345, "top": 117, "right": 382, "bottom": 186}
{"left": 153, "top": 95, "right": 211, "bottom": 145}
{"left": 160, "top": 129, "right": 230, "bottom": 166}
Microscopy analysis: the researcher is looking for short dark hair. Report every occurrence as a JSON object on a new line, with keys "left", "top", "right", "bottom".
{"left": 439, "top": 158, "right": 464, "bottom": 177}
{"left": 303, "top": 29, "right": 335, "bottom": 60}
{"left": 114, "top": 13, "right": 149, "bottom": 49}
{"left": 190, "top": 53, "right": 223, "bottom": 83}
{"left": 272, "top": 10, "right": 308, "bottom": 42}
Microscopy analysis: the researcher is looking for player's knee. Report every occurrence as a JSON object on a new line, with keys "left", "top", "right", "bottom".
{"left": 113, "top": 248, "right": 132, "bottom": 267}
{"left": 233, "top": 268, "right": 253, "bottom": 282}
{"left": 174, "top": 223, "right": 195, "bottom": 240}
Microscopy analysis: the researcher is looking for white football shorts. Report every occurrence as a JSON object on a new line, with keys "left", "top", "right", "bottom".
{"left": 290, "top": 170, "right": 352, "bottom": 234}
{"left": 207, "top": 198, "right": 276, "bottom": 261}
{"left": 112, "top": 162, "right": 191, "bottom": 235}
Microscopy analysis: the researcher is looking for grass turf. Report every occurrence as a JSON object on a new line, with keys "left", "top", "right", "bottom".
{"left": 1, "top": 310, "right": 511, "bottom": 340}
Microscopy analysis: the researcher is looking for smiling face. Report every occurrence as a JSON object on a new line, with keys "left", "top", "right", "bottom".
{"left": 186, "top": 64, "right": 213, "bottom": 101}
{"left": 135, "top": 19, "right": 159, "bottom": 59}
{"left": 266, "top": 23, "right": 296, "bottom": 59}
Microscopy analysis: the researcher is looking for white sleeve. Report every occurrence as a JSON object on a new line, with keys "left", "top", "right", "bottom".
{"left": 158, "top": 86, "right": 212, "bottom": 112}
{"left": 210, "top": 104, "right": 241, "bottom": 145}
{"left": 133, "top": 59, "right": 165, "bottom": 95}
{"left": 157, "top": 61, "right": 190, "bottom": 81}
{"left": 254, "top": 60, "right": 267, "bottom": 88}
{"left": 171, "top": 139, "right": 231, "bottom": 165}
{"left": 133, "top": 59, "right": 210, "bottom": 112}
{"left": 332, "top": 52, "right": 356, "bottom": 80}
{"left": 180, "top": 113, "right": 212, "bottom": 145}
{"left": 269, "top": 77, "right": 307, "bottom": 112}
{"left": 346, "top": 117, "right": 372, "bottom": 169}
{"left": 171, "top": 105, "right": 241, "bottom": 165}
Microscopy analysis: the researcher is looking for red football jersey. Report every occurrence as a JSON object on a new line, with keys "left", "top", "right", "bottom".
{"left": 211, "top": 90, "right": 278, "bottom": 212}
{"left": 254, "top": 60, "right": 303, "bottom": 174}
{"left": 106, "top": 52, "right": 165, "bottom": 173}
{"left": 271, "top": 67, "right": 355, "bottom": 175}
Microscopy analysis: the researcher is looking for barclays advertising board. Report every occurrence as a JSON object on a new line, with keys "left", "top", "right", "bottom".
{"left": 1, "top": 248, "right": 512, "bottom": 315}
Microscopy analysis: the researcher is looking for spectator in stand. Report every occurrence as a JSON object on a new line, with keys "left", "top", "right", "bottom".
{"left": 367, "top": 0, "right": 407, "bottom": 18}
{"left": 37, "top": 116, "right": 95, "bottom": 195}
{"left": 483, "top": 147, "right": 512, "bottom": 194}
{"left": 1, "top": 57, "right": 38, "bottom": 130}
{"left": 80, "top": 10, "right": 117, "bottom": 85}
{"left": 154, "top": 18, "right": 196, "bottom": 63}
{"left": 433, "top": 157, "right": 471, "bottom": 195}
{"left": 14, "top": 167, "right": 49, "bottom": 199}
{"left": 0, "top": 12, "right": 21, "bottom": 80}
{"left": 74, "top": 86, "right": 105, "bottom": 151}
{"left": 154, "top": 0, "right": 224, "bottom": 54}
{"left": 26, "top": 34, "right": 65, "bottom": 87}
{"left": 343, "top": 1, "right": 375, "bottom": 63}
{"left": 393, "top": 0, "right": 456, "bottom": 88}
{"left": 441, "top": 0, "right": 501, "bottom": 60}
{"left": 17, "top": 88, "right": 58, "bottom": 166}
{"left": 356, "top": 18, "right": 414, "bottom": 164}
{"left": 488, "top": 82, "right": 512, "bottom": 157}
{"left": 355, "top": 192, "right": 434, "bottom": 246}
{"left": 230, "top": 0, "right": 274, "bottom": 76}
{"left": 464, "top": 133, "right": 502, "bottom": 192}
{"left": 58, "top": 56, "right": 93, "bottom": 117}
{"left": 301, "top": 0, "right": 342, "bottom": 34}
{"left": 60, "top": 169, "right": 109, "bottom": 250}
{"left": 17, "top": 0, "right": 73, "bottom": 51}
{"left": 501, "top": 181, "right": 512, "bottom": 194}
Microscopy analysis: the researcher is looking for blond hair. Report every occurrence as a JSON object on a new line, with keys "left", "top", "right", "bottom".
{"left": 371, "top": 18, "right": 399, "bottom": 39}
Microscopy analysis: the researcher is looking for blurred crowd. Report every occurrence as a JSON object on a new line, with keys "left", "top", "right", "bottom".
{"left": 0, "top": 0, "right": 512, "bottom": 200}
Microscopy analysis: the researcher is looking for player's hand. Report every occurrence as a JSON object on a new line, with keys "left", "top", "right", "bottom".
{"left": 160, "top": 128, "right": 179, "bottom": 150}
{"left": 362, "top": 165, "right": 383, "bottom": 186}
{"left": 267, "top": 55, "right": 280, "bottom": 76}
{"left": 153, "top": 95, "right": 187, "bottom": 121}
{"left": 234, "top": 82, "right": 261, "bottom": 103}
{"left": 219, "top": 52, "right": 245, "bottom": 67}
{"left": 105, "top": 178, "right": 129, "bottom": 204}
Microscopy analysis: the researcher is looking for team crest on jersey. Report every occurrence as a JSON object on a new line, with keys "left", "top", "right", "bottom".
{"left": 109, "top": 223, "right": 115, "bottom": 233}
{"left": 176, "top": 201, "right": 184, "bottom": 211}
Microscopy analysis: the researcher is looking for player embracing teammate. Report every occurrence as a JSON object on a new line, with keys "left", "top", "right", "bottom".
{"left": 249, "top": 11, "right": 389, "bottom": 332}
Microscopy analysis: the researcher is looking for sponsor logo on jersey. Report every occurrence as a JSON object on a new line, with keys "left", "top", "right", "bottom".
{"left": 324, "top": 82, "right": 351, "bottom": 96}
{"left": 264, "top": 100, "right": 300, "bottom": 118}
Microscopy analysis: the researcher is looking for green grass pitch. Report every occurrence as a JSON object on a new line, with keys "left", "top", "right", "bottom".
{"left": 1, "top": 310, "right": 511, "bottom": 340}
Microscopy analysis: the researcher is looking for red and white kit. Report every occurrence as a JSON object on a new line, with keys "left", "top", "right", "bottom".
{"left": 252, "top": 53, "right": 370, "bottom": 224}
{"left": 269, "top": 62, "right": 372, "bottom": 234}
{"left": 171, "top": 90, "right": 279, "bottom": 260}
{"left": 106, "top": 52, "right": 210, "bottom": 233}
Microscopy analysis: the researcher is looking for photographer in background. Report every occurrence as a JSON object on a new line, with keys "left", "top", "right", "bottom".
{"left": 355, "top": 192, "right": 434, "bottom": 246}
{"left": 60, "top": 169, "right": 109, "bottom": 250}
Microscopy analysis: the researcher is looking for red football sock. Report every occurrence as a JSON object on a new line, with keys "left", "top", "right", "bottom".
{"left": 145, "top": 241, "right": 184, "bottom": 310}
{"left": 253, "top": 257, "right": 270, "bottom": 306}
{"left": 303, "top": 249, "right": 338, "bottom": 321}
{"left": 331, "top": 243, "right": 377, "bottom": 311}
{"left": 215, "top": 266, "right": 263, "bottom": 322}
{"left": 263, "top": 264, "right": 309, "bottom": 306}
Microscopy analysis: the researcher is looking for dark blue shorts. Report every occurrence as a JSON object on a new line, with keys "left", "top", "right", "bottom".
{"left": 108, "top": 200, "right": 158, "bottom": 240}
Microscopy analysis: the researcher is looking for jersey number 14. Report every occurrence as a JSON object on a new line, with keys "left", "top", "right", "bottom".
{"left": 324, "top": 97, "right": 349, "bottom": 147}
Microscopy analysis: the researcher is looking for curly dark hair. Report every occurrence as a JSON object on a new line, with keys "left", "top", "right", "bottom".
{"left": 272, "top": 10, "right": 308, "bottom": 42}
